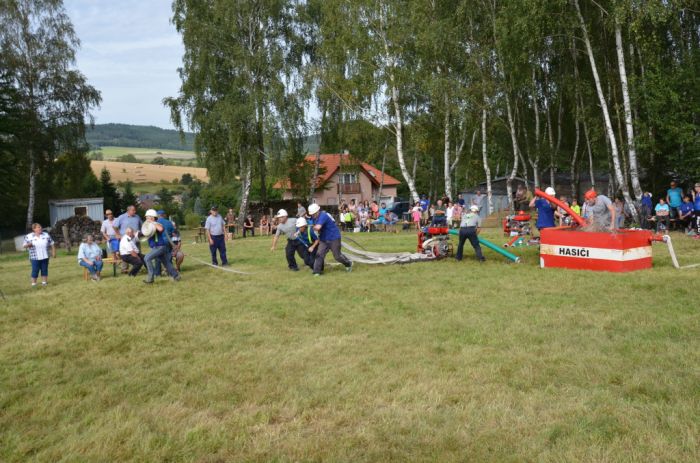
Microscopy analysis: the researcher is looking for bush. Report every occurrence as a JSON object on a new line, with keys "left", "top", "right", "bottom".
{"left": 185, "top": 212, "right": 202, "bottom": 229}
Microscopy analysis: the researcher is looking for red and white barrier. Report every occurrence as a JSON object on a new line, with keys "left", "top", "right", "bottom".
{"left": 540, "top": 228, "right": 653, "bottom": 272}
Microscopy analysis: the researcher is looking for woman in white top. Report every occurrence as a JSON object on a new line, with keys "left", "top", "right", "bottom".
{"left": 78, "top": 234, "right": 103, "bottom": 281}
{"left": 23, "top": 223, "right": 56, "bottom": 287}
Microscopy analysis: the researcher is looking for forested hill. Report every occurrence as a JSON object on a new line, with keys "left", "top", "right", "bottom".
{"left": 86, "top": 123, "right": 195, "bottom": 150}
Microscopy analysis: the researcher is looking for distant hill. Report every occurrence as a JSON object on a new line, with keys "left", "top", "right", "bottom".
{"left": 86, "top": 123, "right": 195, "bottom": 151}
{"left": 86, "top": 123, "right": 321, "bottom": 153}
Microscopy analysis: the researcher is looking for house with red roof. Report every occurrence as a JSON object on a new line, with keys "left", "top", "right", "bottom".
{"left": 274, "top": 153, "right": 402, "bottom": 206}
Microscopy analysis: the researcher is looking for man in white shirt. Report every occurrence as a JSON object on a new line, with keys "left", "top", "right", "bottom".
{"left": 118, "top": 227, "right": 144, "bottom": 277}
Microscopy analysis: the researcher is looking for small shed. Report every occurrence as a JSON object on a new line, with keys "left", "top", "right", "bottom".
{"left": 49, "top": 197, "right": 104, "bottom": 226}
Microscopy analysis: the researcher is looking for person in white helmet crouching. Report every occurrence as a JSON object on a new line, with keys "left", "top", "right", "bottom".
{"left": 142, "top": 209, "right": 180, "bottom": 284}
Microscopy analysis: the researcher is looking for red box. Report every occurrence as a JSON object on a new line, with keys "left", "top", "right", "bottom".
{"left": 539, "top": 228, "right": 653, "bottom": 272}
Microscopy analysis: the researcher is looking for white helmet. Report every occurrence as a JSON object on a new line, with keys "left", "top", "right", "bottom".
{"left": 308, "top": 204, "right": 320, "bottom": 215}
{"left": 275, "top": 209, "right": 288, "bottom": 218}
{"left": 470, "top": 205, "right": 479, "bottom": 212}
{"left": 545, "top": 187, "right": 556, "bottom": 196}
{"left": 296, "top": 217, "right": 307, "bottom": 228}
{"left": 145, "top": 208, "right": 158, "bottom": 218}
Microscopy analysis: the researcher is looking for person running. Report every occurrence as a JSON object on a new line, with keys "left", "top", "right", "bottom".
{"left": 583, "top": 189, "right": 616, "bottom": 231}
{"left": 205, "top": 205, "right": 228, "bottom": 266}
{"left": 308, "top": 203, "right": 353, "bottom": 276}
{"left": 455, "top": 205, "right": 485, "bottom": 263}
{"left": 23, "top": 223, "right": 56, "bottom": 288}
{"left": 296, "top": 217, "right": 319, "bottom": 269}
{"left": 143, "top": 209, "right": 180, "bottom": 284}
{"left": 270, "top": 209, "right": 304, "bottom": 272}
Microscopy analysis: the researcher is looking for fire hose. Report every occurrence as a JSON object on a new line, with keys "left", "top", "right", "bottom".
{"left": 651, "top": 234, "right": 700, "bottom": 270}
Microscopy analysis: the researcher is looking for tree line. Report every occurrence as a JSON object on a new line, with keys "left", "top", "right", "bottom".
{"left": 167, "top": 0, "right": 699, "bottom": 223}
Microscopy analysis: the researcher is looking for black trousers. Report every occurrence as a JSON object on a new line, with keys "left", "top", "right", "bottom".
{"left": 285, "top": 239, "right": 308, "bottom": 270}
{"left": 455, "top": 227, "right": 484, "bottom": 261}
{"left": 121, "top": 253, "right": 144, "bottom": 276}
{"left": 313, "top": 239, "right": 351, "bottom": 274}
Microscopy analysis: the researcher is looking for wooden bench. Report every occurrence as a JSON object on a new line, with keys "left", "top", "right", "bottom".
{"left": 82, "top": 257, "right": 118, "bottom": 281}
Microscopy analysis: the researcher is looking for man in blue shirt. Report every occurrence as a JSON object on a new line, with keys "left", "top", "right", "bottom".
{"left": 529, "top": 187, "right": 556, "bottom": 232}
{"left": 143, "top": 209, "right": 180, "bottom": 284}
{"left": 154, "top": 210, "right": 175, "bottom": 275}
{"left": 641, "top": 192, "right": 653, "bottom": 229}
{"left": 308, "top": 203, "right": 352, "bottom": 276}
{"left": 419, "top": 195, "right": 430, "bottom": 225}
{"left": 666, "top": 180, "right": 683, "bottom": 219}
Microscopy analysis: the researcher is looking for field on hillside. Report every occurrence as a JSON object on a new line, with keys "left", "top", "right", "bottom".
{"left": 91, "top": 146, "right": 196, "bottom": 161}
{"left": 0, "top": 230, "right": 698, "bottom": 462}
{"left": 91, "top": 160, "right": 209, "bottom": 184}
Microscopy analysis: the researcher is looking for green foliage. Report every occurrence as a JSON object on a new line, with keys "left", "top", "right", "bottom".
{"left": 184, "top": 212, "right": 202, "bottom": 229}
{"left": 85, "top": 123, "right": 195, "bottom": 150}
{"left": 120, "top": 181, "right": 137, "bottom": 209}
{"left": 0, "top": 0, "right": 101, "bottom": 229}
{"left": 180, "top": 173, "right": 193, "bottom": 185}
{"left": 151, "top": 156, "right": 166, "bottom": 165}
{"left": 116, "top": 153, "right": 138, "bottom": 163}
{"left": 100, "top": 168, "right": 121, "bottom": 214}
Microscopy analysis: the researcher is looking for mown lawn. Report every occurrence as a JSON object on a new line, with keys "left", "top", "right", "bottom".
{"left": 0, "top": 229, "right": 698, "bottom": 462}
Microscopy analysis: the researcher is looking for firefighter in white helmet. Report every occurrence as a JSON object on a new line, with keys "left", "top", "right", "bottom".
{"left": 270, "top": 209, "right": 304, "bottom": 271}
{"left": 308, "top": 203, "right": 353, "bottom": 276}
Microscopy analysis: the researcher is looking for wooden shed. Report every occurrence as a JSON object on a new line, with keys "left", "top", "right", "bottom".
{"left": 48, "top": 198, "right": 104, "bottom": 226}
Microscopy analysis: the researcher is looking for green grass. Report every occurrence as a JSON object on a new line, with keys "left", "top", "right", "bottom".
{"left": 92, "top": 146, "right": 196, "bottom": 161}
{"left": 1, "top": 230, "right": 698, "bottom": 462}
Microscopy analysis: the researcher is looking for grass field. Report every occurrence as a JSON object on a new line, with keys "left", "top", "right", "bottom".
{"left": 91, "top": 160, "right": 209, "bottom": 184}
{"left": 1, "top": 229, "right": 698, "bottom": 462}
{"left": 91, "top": 146, "right": 197, "bottom": 161}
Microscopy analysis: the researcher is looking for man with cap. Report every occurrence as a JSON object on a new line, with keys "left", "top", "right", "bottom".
{"left": 100, "top": 209, "right": 120, "bottom": 263}
{"left": 308, "top": 203, "right": 353, "bottom": 275}
{"left": 296, "top": 217, "right": 319, "bottom": 269}
{"left": 455, "top": 205, "right": 485, "bottom": 262}
{"left": 583, "top": 189, "right": 616, "bottom": 230}
{"left": 204, "top": 205, "right": 228, "bottom": 266}
{"left": 143, "top": 209, "right": 180, "bottom": 284}
{"left": 270, "top": 209, "right": 304, "bottom": 271}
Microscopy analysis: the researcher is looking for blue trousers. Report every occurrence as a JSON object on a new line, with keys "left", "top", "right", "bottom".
{"left": 209, "top": 234, "right": 228, "bottom": 265}
{"left": 30, "top": 259, "right": 49, "bottom": 278}
{"left": 144, "top": 245, "right": 178, "bottom": 282}
{"left": 79, "top": 259, "right": 104, "bottom": 275}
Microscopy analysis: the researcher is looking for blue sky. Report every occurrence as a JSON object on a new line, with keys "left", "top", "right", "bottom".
{"left": 65, "top": 0, "right": 183, "bottom": 129}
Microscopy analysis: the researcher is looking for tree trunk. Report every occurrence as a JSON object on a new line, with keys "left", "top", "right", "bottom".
{"left": 481, "top": 107, "right": 493, "bottom": 215}
{"left": 583, "top": 118, "right": 595, "bottom": 188}
{"left": 504, "top": 94, "right": 520, "bottom": 211}
{"left": 256, "top": 103, "right": 267, "bottom": 202}
{"left": 389, "top": 83, "right": 419, "bottom": 204}
{"left": 443, "top": 103, "right": 452, "bottom": 199}
{"left": 309, "top": 148, "right": 321, "bottom": 201}
{"left": 615, "top": 20, "right": 642, "bottom": 200}
{"left": 25, "top": 149, "right": 36, "bottom": 231}
{"left": 238, "top": 159, "right": 252, "bottom": 226}
{"left": 574, "top": 0, "right": 638, "bottom": 222}
{"left": 378, "top": 143, "right": 387, "bottom": 201}
{"left": 530, "top": 69, "right": 541, "bottom": 188}
{"left": 570, "top": 116, "right": 580, "bottom": 200}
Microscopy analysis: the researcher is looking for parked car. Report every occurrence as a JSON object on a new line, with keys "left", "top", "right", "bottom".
{"left": 389, "top": 201, "right": 411, "bottom": 221}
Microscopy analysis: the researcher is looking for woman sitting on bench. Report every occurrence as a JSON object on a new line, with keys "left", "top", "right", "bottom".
{"left": 78, "top": 234, "right": 104, "bottom": 281}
